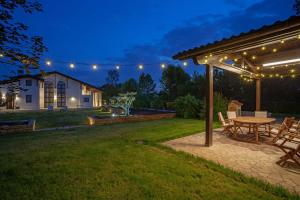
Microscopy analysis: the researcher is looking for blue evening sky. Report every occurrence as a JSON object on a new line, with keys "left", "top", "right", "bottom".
{"left": 6, "top": 0, "right": 296, "bottom": 87}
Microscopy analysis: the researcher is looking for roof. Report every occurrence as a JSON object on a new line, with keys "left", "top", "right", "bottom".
{"left": 40, "top": 71, "right": 102, "bottom": 92}
{"left": 173, "top": 16, "right": 300, "bottom": 60}
{"left": 0, "top": 74, "right": 44, "bottom": 84}
{"left": 0, "top": 71, "right": 102, "bottom": 92}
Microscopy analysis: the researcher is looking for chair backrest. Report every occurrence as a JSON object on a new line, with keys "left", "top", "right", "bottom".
{"left": 227, "top": 111, "right": 236, "bottom": 120}
{"left": 282, "top": 117, "right": 295, "bottom": 129}
{"left": 218, "top": 112, "right": 226, "bottom": 126}
{"left": 255, "top": 111, "right": 267, "bottom": 118}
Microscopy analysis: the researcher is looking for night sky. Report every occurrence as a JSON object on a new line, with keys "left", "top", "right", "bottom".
{"left": 8, "top": 0, "right": 295, "bottom": 87}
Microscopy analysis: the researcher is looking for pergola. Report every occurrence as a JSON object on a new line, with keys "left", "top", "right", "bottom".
{"left": 173, "top": 16, "right": 300, "bottom": 147}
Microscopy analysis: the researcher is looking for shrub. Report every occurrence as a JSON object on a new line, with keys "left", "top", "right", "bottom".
{"left": 213, "top": 92, "right": 229, "bottom": 120}
{"left": 201, "top": 92, "right": 229, "bottom": 120}
{"left": 175, "top": 95, "right": 202, "bottom": 118}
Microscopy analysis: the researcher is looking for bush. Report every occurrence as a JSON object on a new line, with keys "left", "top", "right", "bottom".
{"left": 201, "top": 92, "right": 228, "bottom": 120}
{"left": 175, "top": 95, "right": 202, "bottom": 119}
{"left": 150, "top": 95, "right": 165, "bottom": 109}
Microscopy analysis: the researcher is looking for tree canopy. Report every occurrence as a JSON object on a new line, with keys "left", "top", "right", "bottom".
{"left": 0, "top": 0, "right": 47, "bottom": 73}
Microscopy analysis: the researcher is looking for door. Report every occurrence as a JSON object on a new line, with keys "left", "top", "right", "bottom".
{"left": 6, "top": 94, "right": 15, "bottom": 109}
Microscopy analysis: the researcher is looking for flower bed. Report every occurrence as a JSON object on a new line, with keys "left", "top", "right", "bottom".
{"left": 87, "top": 113, "right": 176, "bottom": 126}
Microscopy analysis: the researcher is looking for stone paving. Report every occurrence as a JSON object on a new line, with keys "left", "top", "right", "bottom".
{"left": 163, "top": 129, "right": 300, "bottom": 194}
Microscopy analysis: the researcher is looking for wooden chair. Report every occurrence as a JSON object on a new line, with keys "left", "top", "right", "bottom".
{"left": 271, "top": 117, "right": 295, "bottom": 143}
{"left": 290, "top": 120, "right": 300, "bottom": 133}
{"left": 255, "top": 111, "right": 267, "bottom": 118}
{"left": 276, "top": 142, "right": 300, "bottom": 167}
{"left": 218, "top": 112, "right": 233, "bottom": 135}
{"left": 227, "top": 111, "right": 237, "bottom": 121}
{"left": 255, "top": 111, "right": 268, "bottom": 133}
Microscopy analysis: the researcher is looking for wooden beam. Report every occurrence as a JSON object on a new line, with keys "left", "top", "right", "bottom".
{"left": 256, "top": 79, "right": 261, "bottom": 111}
{"left": 196, "top": 56, "right": 254, "bottom": 77}
{"left": 205, "top": 64, "right": 213, "bottom": 147}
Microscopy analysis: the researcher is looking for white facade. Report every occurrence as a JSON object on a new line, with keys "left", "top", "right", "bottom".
{"left": 0, "top": 72, "right": 102, "bottom": 110}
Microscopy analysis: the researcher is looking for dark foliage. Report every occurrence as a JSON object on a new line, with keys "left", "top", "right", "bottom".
{"left": 294, "top": 0, "right": 300, "bottom": 15}
{"left": 105, "top": 70, "right": 119, "bottom": 86}
{"left": 175, "top": 95, "right": 202, "bottom": 118}
{"left": 0, "top": 0, "right": 47, "bottom": 73}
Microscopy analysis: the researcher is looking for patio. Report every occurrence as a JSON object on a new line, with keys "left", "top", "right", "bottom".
{"left": 163, "top": 129, "right": 300, "bottom": 194}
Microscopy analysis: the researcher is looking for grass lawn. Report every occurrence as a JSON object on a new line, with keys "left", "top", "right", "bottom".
{"left": 0, "top": 119, "right": 299, "bottom": 199}
{"left": 0, "top": 109, "right": 108, "bottom": 129}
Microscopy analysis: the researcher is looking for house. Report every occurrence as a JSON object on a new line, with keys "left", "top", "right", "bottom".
{"left": 0, "top": 71, "right": 102, "bottom": 110}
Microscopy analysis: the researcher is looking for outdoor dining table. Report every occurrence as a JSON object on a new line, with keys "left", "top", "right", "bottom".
{"left": 232, "top": 116, "right": 276, "bottom": 143}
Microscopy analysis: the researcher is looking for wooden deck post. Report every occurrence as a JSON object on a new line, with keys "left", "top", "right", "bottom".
{"left": 205, "top": 64, "right": 213, "bottom": 147}
{"left": 256, "top": 79, "right": 261, "bottom": 111}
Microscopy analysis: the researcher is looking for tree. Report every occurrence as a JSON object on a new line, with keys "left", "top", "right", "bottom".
{"left": 0, "top": 0, "right": 47, "bottom": 73}
{"left": 121, "top": 78, "right": 138, "bottom": 92}
{"left": 294, "top": 0, "right": 300, "bottom": 14}
{"left": 160, "top": 65, "right": 191, "bottom": 101}
{"left": 110, "top": 92, "right": 136, "bottom": 116}
{"left": 138, "top": 73, "right": 156, "bottom": 95}
{"left": 105, "top": 70, "right": 119, "bottom": 86}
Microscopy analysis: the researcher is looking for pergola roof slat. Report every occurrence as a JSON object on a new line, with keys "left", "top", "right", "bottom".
{"left": 173, "top": 16, "right": 300, "bottom": 60}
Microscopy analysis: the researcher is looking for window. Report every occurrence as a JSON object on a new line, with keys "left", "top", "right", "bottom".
{"left": 84, "top": 97, "right": 89, "bottom": 103}
{"left": 26, "top": 80, "right": 32, "bottom": 86}
{"left": 26, "top": 95, "right": 32, "bottom": 103}
{"left": 57, "top": 81, "right": 66, "bottom": 107}
{"left": 44, "top": 82, "right": 54, "bottom": 108}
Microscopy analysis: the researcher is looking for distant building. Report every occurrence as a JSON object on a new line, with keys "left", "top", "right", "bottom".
{"left": 0, "top": 71, "right": 102, "bottom": 110}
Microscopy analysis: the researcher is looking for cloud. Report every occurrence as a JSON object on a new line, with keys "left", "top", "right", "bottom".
{"left": 111, "top": 0, "right": 294, "bottom": 65}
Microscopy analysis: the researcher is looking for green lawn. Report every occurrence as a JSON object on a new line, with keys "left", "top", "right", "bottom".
{"left": 0, "top": 109, "right": 108, "bottom": 129}
{"left": 0, "top": 119, "right": 299, "bottom": 200}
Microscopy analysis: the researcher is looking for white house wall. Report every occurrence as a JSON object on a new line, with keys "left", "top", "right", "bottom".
{"left": 0, "top": 72, "right": 102, "bottom": 110}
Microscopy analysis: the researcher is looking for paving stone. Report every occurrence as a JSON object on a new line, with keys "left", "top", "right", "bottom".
{"left": 162, "top": 131, "right": 300, "bottom": 194}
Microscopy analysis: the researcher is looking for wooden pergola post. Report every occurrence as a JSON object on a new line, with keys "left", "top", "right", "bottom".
{"left": 256, "top": 79, "right": 261, "bottom": 111}
{"left": 205, "top": 64, "right": 213, "bottom": 147}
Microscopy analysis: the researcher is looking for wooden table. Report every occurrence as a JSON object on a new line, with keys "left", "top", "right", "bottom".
{"left": 232, "top": 117, "right": 276, "bottom": 143}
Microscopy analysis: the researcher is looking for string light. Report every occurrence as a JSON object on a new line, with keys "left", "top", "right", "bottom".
{"left": 209, "top": 53, "right": 213, "bottom": 57}
{"left": 290, "top": 69, "right": 295, "bottom": 73}
{"left": 261, "top": 46, "right": 266, "bottom": 51}
{"left": 280, "top": 40, "right": 285, "bottom": 44}
{"left": 291, "top": 74, "right": 296, "bottom": 78}
{"left": 138, "top": 64, "right": 143, "bottom": 70}
{"left": 298, "top": 34, "right": 300, "bottom": 39}
{"left": 0, "top": 54, "right": 4, "bottom": 58}
{"left": 272, "top": 48, "right": 277, "bottom": 53}
{"left": 224, "top": 56, "right": 228, "bottom": 60}
{"left": 252, "top": 56, "right": 256, "bottom": 60}
{"left": 115, "top": 65, "right": 120, "bottom": 70}
{"left": 161, "top": 63, "right": 166, "bottom": 69}
{"left": 70, "top": 63, "right": 75, "bottom": 69}
{"left": 243, "top": 51, "right": 247, "bottom": 56}
{"left": 256, "top": 66, "right": 260, "bottom": 70}
{"left": 92, "top": 65, "right": 97, "bottom": 70}
{"left": 183, "top": 61, "right": 188, "bottom": 66}
{"left": 46, "top": 61, "right": 51, "bottom": 66}
{"left": 234, "top": 58, "right": 238, "bottom": 62}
